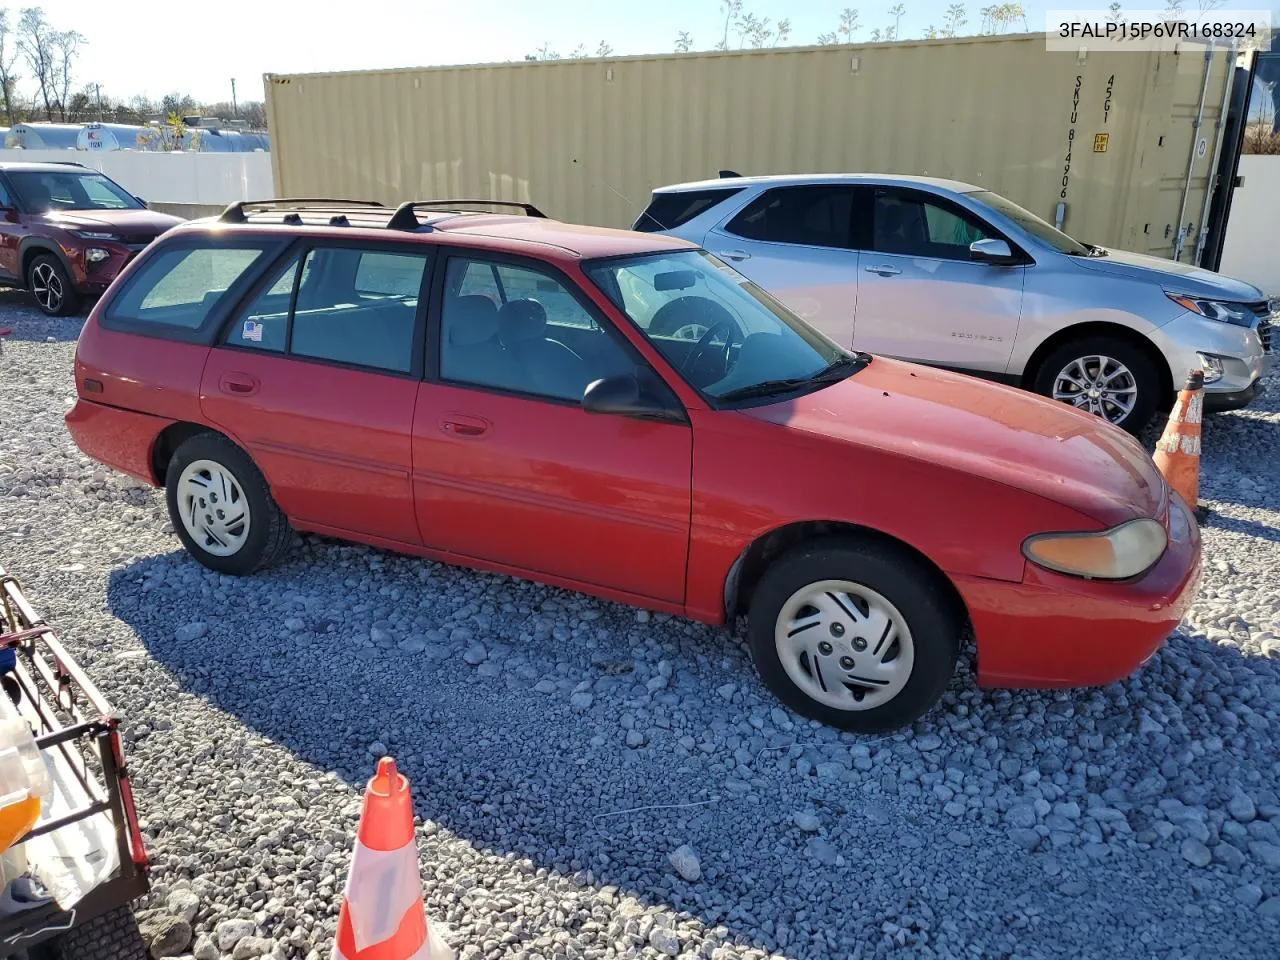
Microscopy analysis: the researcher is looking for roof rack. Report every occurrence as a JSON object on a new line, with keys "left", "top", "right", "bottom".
{"left": 387, "top": 199, "right": 546, "bottom": 231}
{"left": 218, "top": 198, "right": 387, "bottom": 224}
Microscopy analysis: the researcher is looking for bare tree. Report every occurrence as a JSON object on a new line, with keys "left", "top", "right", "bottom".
{"left": 924, "top": 24, "right": 939, "bottom": 38}
{"left": 0, "top": 9, "right": 19, "bottom": 126}
{"left": 596, "top": 41, "right": 612, "bottom": 57}
{"left": 941, "top": 3, "right": 967, "bottom": 36}
{"left": 51, "top": 28, "right": 82, "bottom": 121}
{"left": 527, "top": 42, "right": 561, "bottom": 60}
{"left": 569, "top": 43, "right": 587, "bottom": 58}
{"left": 839, "top": 7, "right": 861, "bottom": 39}
{"left": 1197, "top": 0, "right": 1224, "bottom": 10}
{"left": 1164, "top": 0, "right": 1184, "bottom": 13}
{"left": 889, "top": 3, "right": 906, "bottom": 37}
{"left": 17, "top": 6, "right": 55, "bottom": 121}
{"left": 718, "top": 0, "right": 743, "bottom": 50}
{"left": 1107, "top": 1, "right": 1124, "bottom": 23}
{"left": 674, "top": 30, "right": 693, "bottom": 52}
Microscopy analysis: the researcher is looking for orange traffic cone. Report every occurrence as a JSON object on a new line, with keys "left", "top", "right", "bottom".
{"left": 332, "top": 758, "right": 454, "bottom": 960}
{"left": 1153, "top": 369, "right": 1208, "bottom": 523}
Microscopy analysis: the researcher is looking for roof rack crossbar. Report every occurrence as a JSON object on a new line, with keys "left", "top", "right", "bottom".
{"left": 387, "top": 199, "right": 546, "bottom": 231}
{"left": 219, "top": 198, "right": 386, "bottom": 224}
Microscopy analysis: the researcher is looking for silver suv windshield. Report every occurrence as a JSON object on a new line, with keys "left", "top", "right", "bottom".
{"left": 585, "top": 249, "right": 865, "bottom": 403}
{"left": 967, "top": 189, "right": 1091, "bottom": 256}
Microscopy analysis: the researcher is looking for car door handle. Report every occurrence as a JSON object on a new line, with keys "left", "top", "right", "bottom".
{"left": 865, "top": 264, "right": 902, "bottom": 276}
{"left": 219, "top": 373, "right": 258, "bottom": 396}
{"left": 440, "top": 414, "right": 490, "bottom": 438}
{"left": 714, "top": 249, "right": 751, "bottom": 262}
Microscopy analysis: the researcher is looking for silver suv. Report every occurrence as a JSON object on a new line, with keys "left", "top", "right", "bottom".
{"left": 634, "top": 174, "right": 1274, "bottom": 433}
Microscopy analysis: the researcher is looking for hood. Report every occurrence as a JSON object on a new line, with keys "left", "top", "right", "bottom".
{"left": 41, "top": 208, "right": 184, "bottom": 237}
{"left": 1069, "top": 247, "right": 1263, "bottom": 302}
{"left": 747, "top": 358, "right": 1167, "bottom": 526}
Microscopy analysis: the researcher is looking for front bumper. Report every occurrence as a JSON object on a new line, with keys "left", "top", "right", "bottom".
{"left": 955, "top": 493, "right": 1203, "bottom": 689}
{"left": 1150, "top": 310, "right": 1271, "bottom": 400}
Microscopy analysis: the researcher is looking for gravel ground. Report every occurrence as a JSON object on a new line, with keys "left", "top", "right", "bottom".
{"left": 2, "top": 291, "right": 1279, "bottom": 960}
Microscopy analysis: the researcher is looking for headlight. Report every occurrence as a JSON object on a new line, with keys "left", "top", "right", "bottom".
{"left": 84, "top": 247, "right": 111, "bottom": 263}
{"left": 1022, "top": 518, "right": 1167, "bottom": 580}
{"left": 71, "top": 230, "right": 119, "bottom": 241}
{"left": 1196, "top": 353, "right": 1224, "bottom": 383}
{"left": 1166, "top": 293, "right": 1255, "bottom": 327}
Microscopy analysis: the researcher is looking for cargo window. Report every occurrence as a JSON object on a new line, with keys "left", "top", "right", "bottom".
{"left": 725, "top": 186, "right": 855, "bottom": 249}
{"left": 633, "top": 188, "right": 744, "bottom": 232}
{"left": 104, "top": 244, "right": 273, "bottom": 330}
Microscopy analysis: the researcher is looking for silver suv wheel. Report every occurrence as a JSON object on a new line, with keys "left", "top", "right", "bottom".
{"left": 1051, "top": 354, "right": 1138, "bottom": 423}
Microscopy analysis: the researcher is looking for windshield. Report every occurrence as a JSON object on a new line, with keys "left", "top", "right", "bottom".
{"left": 586, "top": 250, "right": 861, "bottom": 403}
{"left": 967, "top": 189, "right": 1089, "bottom": 256}
{"left": 9, "top": 170, "right": 143, "bottom": 213}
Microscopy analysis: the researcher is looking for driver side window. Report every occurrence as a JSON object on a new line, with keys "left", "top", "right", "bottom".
{"left": 439, "top": 257, "right": 637, "bottom": 403}
{"left": 872, "top": 189, "right": 991, "bottom": 260}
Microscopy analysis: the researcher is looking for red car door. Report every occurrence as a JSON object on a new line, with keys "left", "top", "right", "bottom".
{"left": 412, "top": 254, "right": 692, "bottom": 603}
{"left": 200, "top": 243, "right": 430, "bottom": 545}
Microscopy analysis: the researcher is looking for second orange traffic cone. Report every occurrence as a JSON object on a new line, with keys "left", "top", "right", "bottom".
{"left": 332, "top": 758, "right": 454, "bottom": 960}
{"left": 1153, "top": 368, "right": 1208, "bottom": 523}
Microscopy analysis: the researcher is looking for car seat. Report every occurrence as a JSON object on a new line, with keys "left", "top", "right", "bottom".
{"left": 442, "top": 295, "right": 507, "bottom": 383}
{"left": 496, "top": 299, "right": 590, "bottom": 399}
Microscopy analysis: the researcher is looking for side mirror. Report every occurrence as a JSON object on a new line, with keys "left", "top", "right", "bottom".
{"left": 582, "top": 373, "right": 685, "bottom": 422}
{"left": 969, "top": 238, "right": 1017, "bottom": 264}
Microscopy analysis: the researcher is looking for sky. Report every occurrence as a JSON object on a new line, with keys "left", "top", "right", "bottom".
{"left": 14, "top": 0, "right": 1277, "bottom": 107}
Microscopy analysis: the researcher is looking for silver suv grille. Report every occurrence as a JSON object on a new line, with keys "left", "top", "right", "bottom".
{"left": 1249, "top": 300, "right": 1275, "bottom": 354}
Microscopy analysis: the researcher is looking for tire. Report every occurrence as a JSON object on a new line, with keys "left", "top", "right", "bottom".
{"left": 165, "top": 433, "right": 292, "bottom": 575}
{"left": 40, "top": 905, "right": 147, "bottom": 960}
{"left": 26, "top": 254, "right": 82, "bottom": 317}
{"left": 745, "top": 537, "right": 961, "bottom": 733}
{"left": 1031, "top": 335, "right": 1161, "bottom": 435}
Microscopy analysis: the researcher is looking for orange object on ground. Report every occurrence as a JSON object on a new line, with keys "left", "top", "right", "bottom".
{"left": 0, "top": 328, "right": 11, "bottom": 337}
{"left": 332, "top": 758, "right": 454, "bottom": 960}
{"left": 1153, "top": 369, "right": 1207, "bottom": 521}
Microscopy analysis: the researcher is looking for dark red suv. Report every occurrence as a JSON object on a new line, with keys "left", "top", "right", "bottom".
{"left": 0, "top": 161, "right": 183, "bottom": 316}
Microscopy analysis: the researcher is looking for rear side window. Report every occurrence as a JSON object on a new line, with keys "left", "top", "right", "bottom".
{"left": 633, "top": 188, "right": 743, "bottom": 232}
{"left": 725, "top": 186, "right": 854, "bottom": 249}
{"left": 104, "top": 245, "right": 272, "bottom": 330}
{"left": 220, "top": 246, "right": 429, "bottom": 374}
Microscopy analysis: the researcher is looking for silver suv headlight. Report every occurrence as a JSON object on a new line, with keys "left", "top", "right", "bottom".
{"left": 1166, "top": 293, "right": 1255, "bottom": 327}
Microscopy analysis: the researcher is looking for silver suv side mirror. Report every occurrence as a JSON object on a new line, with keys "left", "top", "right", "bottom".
{"left": 969, "top": 238, "right": 1015, "bottom": 264}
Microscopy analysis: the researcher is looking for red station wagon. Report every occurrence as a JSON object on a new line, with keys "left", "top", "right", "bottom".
{"left": 65, "top": 199, "right": 1203, "bottom": 732}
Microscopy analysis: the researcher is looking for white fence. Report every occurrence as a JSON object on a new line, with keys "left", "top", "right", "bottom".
{"left": 0, "top": 148, "right": 274, "bottom": 205}
{"left": 1219, "top": 156, "right": 1280, "bottom": 297}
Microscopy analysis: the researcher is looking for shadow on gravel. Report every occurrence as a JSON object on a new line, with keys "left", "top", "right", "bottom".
{"left": 106, "top": 534, "right": 1280, "bottom": 960}
{"left": 0, "top": 293, "right": 86, "bottom": 342}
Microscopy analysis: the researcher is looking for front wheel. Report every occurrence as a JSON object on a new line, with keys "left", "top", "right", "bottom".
{"left": 27, "top": 254, "right": 82, "bottom": 317}
{"left": 1032, "top": 336, "right": 1161, "bottom": 435}
{"left": 745, "top": 538, "right": 962, "bottom": 733}
{"left": 165, "top": 433, "right": 292, "bottom": 575}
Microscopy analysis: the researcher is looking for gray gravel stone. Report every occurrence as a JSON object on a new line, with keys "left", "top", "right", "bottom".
{"left": 1181, "top": 838, "right": 1212, "bottom": 867}
{"left": 215, "top": 919, "right": 256, "bottom": 953}
{"left": 792, "top": 810, "right": 821, "bottom": 832}
{"left": 5, "top": 313, "right": 1280, "bottom": 960}
{"left": 667, "top": 844, "right": 701, "bottom": 881}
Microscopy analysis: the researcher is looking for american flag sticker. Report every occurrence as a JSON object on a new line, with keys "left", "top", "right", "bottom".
{"left": 242, "top": 320, "right": 264, "bottom": 342}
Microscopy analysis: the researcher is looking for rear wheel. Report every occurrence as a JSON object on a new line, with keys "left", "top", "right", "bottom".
{"left": 26, "top": 254, "right": 81, "bottom": 317}
{"left": 165, "top": 433, "right": 292, "bottom": 575}
{"left": 745, "top": 538, "right": 961, "bottom": 733}
{"left": 39, "top": 905, "right": 147, "bottom": 960}
{"left": 1032, "top": 336, "right": 1161, "bottom": 434}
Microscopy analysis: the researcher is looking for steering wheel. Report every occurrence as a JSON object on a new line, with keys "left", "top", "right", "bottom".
{"left": 679, "top": 319, "right": 737, "bottom": 380}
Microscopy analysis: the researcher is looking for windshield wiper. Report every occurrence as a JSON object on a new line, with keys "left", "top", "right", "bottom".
{"left": 717, "top": 353, "right": 868, "bottom": 402}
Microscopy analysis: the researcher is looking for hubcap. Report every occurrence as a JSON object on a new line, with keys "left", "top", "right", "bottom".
{"left": 176, "top": 459, "right": 251, "bottom": 557}
{"left": 31, "top": 263, "right": 62, "bottom": 312}
{"left": 1051, "top": 355, "right": 1137, "bottom": 423}
{"left": 774, "top": 579, "right": 914, "bottom": 711}
{"left": 671, "top": 322, "right": 709, "bottom": 341}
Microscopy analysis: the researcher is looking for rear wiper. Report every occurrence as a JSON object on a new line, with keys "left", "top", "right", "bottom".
{"left": 717, "top": 354, "right": 868, "bottom": 402}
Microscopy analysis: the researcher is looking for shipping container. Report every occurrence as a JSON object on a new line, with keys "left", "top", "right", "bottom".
{"left": 264, "top": 32, "right": 1238, "bottom": 261}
